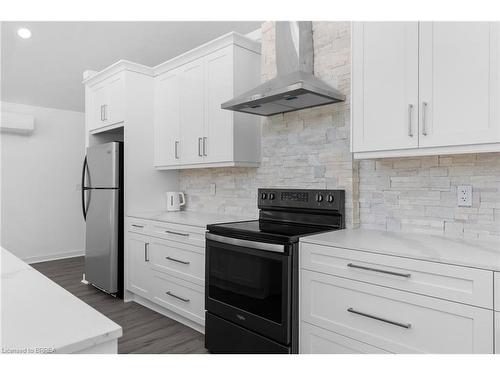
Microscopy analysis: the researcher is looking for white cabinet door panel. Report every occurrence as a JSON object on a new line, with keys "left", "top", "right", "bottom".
{"left": 180, "top": 60, "right": 205, "bottom": 165}
{"left": 301, "top": 270, "right": 493, "bottom": 353}
{"left": 419, "top": 22, "right": 500, "bottom": 147}
{"left": 204, "top": 46, "right": 234, "bottom": 163}
{"left": 352, "top": 22, "right": 419, "bottom": 152}
{"left": 106, "top": 74, "right": 125, "bottom": 126}
{"left": 154, "top": 70, "right": 181, "bottom": 166}
{"left": 88, "top": 83, "right": 107, "bottom": 131}
{"left": 126, "top": 232, "right": 152, "bottom": 298}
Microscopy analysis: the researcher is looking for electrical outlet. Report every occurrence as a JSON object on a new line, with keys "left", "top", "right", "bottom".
{"left": 457, "top": 185, "right": 472, "bottom": 207}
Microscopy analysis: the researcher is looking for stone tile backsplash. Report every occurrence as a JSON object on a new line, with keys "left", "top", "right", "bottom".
{"left": 178, "top": 21, "right": 500, "bottom": 240}
{"left": 358, "top": 153, "right": 500, "bottom": 240}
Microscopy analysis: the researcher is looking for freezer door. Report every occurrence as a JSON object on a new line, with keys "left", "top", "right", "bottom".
{"left": 86, "top": 142, "right": 120, "bottom": 188}
{"left": 85, "top": 189, "right": 120, "bottom": 293}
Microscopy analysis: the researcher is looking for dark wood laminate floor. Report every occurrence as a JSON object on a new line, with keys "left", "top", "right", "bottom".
{"left": 32, "top": 256, "right": 207, "bottom": 354}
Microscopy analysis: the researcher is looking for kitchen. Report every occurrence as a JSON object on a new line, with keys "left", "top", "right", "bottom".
{"left": 1, "top": 1, "right": 500, "bottom": 371}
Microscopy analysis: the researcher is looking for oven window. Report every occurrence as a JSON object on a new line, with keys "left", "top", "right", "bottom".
{"left": 208, "top": 244, "right": 283, "bottom": 324}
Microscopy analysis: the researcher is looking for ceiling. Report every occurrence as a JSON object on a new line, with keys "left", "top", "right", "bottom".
{"left": 1, "top": 21, "right": 262, "bottom": 112}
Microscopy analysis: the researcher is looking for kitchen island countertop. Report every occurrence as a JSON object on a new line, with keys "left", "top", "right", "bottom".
{"left": 0, "top": 247, "right": 122, "bottom": 354}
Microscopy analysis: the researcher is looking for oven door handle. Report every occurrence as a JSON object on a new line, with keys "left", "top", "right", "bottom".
{"left": 205, "top": 233, "right": 285, "bottom": 253}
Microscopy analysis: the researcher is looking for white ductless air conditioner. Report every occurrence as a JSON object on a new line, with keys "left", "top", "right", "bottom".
{"left": 0, "top": 111, "right": 35, "bottom": 134}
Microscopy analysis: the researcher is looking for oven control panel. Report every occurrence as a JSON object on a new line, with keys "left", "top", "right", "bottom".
{"left": 258, "top": 188, "right": 344, "bottom": 211}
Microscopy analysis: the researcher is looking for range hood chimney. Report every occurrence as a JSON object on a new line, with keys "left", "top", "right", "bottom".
{"left": 221, "top": 21, "right": 345, "bottom": 117}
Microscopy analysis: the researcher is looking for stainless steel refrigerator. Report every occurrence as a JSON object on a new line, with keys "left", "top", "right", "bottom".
{"left": 81, "top": 142, "right": 123, "bottom": 297}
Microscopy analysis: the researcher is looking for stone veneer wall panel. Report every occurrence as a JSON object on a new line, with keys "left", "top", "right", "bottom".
{"left": 358, "top": 154, "right": 500, "bottom": 240}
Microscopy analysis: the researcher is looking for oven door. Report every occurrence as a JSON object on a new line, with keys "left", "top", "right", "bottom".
{"left": 205, "top": 233, "right": 292, "bottom": 345}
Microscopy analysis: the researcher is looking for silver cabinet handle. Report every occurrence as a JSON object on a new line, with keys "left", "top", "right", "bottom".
{"left": 165, "top": 230, "right": 189, "bottom": 237}
{"left": 144, "top": 243, "right": 150, "bottom": 262}
{"left": 174, "top": 140, "right": 179, "bottom": 159}
{"left": 166, "top": 256, "right": 190, "bottom": 265}
{"left": 104, "top": 104, "right": 108, "bottom": 121}
{"left": 100, "top": 105, "right": 104, "bottom": 121}
{"left": 347, "top": 308, "right": 411, "bottom": 329}
{"left": 203, "top": 137, "right": 207, "bottom": 156}
{"left": 408, "top": 104, "right": 414, "bottom": 137}
{"left": 347, "top": 263, "right": 411, "bottom": 278}
{"left": 198, "top": 137, "right": 203, "bottom": 157}
{"left": 166, "top": 291, "right": 190, "bottom": 303}
{"left": 422, "top": 102, "right": 428, "bottom": 136}
{"left": 131, "top": 224, "right": 144, "bottom": 228}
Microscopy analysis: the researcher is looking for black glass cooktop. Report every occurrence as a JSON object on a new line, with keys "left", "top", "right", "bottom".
{"left": 207, "top": 219, "right": 336, "bottom": 244}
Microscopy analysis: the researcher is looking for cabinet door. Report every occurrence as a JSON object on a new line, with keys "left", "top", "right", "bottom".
{"left": 419, "top": 22, "right": 500, "bottom": 147}
{"left": 106, "top": 74, "right": 125, "bottom": 126}
{"left": 204, "top": 46, "right": 234, "bottom": 163}
{"left": 154, "top": 70, "right": 181, "bottom": 167}
{"left": 126, "top": 232, "right": 152, "bottom": 298}
{"left": 88, "top": 83, "right": 107, "bottom": 131}
{"left": 352, "top": 22, "right": 419, "bottom": 152}
{"left": 179, "top": 60, "right": 205, "bottom": 165}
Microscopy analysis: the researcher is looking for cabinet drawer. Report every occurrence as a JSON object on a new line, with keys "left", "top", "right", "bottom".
{"left": 495, "top": 273, "right": 500, "bottom": 312}
{"left": 300, "top": 242, "right": 493, "bottom": 309}
{"left": 300, "top": 322, "right": 388, "bottom": 354}
{"left": 150, "top": 222, "right": 205, "bottom": 248}
{"left": 150, "top": 237, "right": 205, "bottom": 286}
{"left": 301, "top": 270, "right": 493, "bottom": 353}
{"left": 152, "top": 272, "right": 205, "bottom": 326}
{"left": 127, "top": 218, "right": 149, "bottom": 234}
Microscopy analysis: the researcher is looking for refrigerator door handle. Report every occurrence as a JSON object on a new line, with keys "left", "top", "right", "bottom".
{"left": 81, "top": 156, "right": 88, "bottom": 220}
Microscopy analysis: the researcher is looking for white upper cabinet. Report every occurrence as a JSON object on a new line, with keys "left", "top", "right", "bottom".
{"left": 204, "top": 46, "right": 234, "bottom": 164}
{"left": 419, "top": 22, "right": 499, "bottom": 147}
{"left": 352, "top": 22, "right": 500, "bottom": 158}
{"left": 352, "top": 22, "right": 419, "bottom": 152}
{"left": 179, "top": 59, "right": 206, "bottom": 166}
{"left": 86, "top": 72, "right": 125, "bottom": 133}
{"left": 105, "top": 74, "right": 125, "bottom": 127}
{"left": 153, "top": 33, "right": 261, "bottom": 170}
{"left": 154, "top": 68, "right": 181, "bottom": 166}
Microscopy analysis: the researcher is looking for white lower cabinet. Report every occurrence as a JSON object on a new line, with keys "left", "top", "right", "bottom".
{"left": 300, "top": 241, "right": 496, "bottom": 354}
{"left": 126, "top": 232, "right": 152, "bottom": 299}
{"left": 151, "top": 272, "right": 205, "bottom": 326}
{"left": 301, "top": 322, "right": 389, "bottom": 354}
{"left": 125, "top": 218, "right": 205, "bottom": 331}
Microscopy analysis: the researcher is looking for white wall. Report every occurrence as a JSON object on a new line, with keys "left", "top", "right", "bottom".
{"left": 1, "top": 101, "right": 86, "bottom": 262}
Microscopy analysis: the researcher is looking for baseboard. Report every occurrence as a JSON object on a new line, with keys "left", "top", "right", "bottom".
{"left": 24, "top": 249, "right": 85, "bottom": 264}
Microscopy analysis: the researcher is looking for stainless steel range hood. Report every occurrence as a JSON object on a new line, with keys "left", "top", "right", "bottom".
{"left": 221, "top": 22, "right": 345, "bottom": 117}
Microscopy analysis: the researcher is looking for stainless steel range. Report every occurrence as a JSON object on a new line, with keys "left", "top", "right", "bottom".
{"left": 204, "top": 188, "right": 345, "bottom": 354}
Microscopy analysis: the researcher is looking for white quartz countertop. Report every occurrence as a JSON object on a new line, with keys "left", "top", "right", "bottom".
{"left": 127, "top": 210, "right": 257, "bottom": 228}
{"left": 0, "top": 248, "right": 122, "bottom": 353}
{"left": 301, "top": 229, "right": 500, "bottom": 272}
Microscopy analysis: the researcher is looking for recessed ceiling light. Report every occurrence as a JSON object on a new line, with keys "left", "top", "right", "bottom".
{"left": 17, "top": 28, "right": 32, "bottom": 39}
